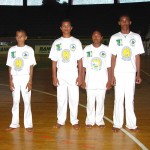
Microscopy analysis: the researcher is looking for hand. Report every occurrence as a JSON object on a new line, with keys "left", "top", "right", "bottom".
{"left": 136, "top": 76, "right": 142, "bottom": 84}
{"left": 76, "top": 76, "right": 82, "bottom": 86}
{"left": 26, "top": 82, "right": 32, "bottom": 92}
{"left": 111, "top": 76, "right": 116, "bottom": 86}
{"left": 106, "top": 81, "right": 112, "bottom": 90}
{"left": 81, "top": 81, "right": 86, "bottom": 89}
{"left": 9, "top": 81, "right": 15, "bottom": 92}
{"left": 52, "top": 76, "right": 59, "bottom": 87}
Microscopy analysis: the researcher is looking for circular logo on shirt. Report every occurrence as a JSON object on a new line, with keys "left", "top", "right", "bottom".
{"left": 13, "top": 57, "right": 24, "bottom": 71}
{"left": 22, "top": 51, "right": 29, "bottom": 59}
{"left": 130, "top": 39, "right": 136, "bottom": 47}
{"left": 62, "top": 49, "right": 71, "bottom": 63}
{"left": 70, "top": 44, "right": 76, "bottom": 51}
{"left": 100, "top": 51, "right": 106, "bottom": 58}
{"left": 91, "top": 57, "right": 102, "bottom": 71}
{"left": 122, "top": 47, "right": 132, "bottom": 61}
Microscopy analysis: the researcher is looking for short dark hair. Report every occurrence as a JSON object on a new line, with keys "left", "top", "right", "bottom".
{"left": 61, "top": 19, "right": 72, "bottom": 26}
{"left": 16, "top": 29, "right": 27, "bottom": 36}
{"left": 119, "top": 14, "right": 131, "bottom": 21}
{"left": 92, "top": 30, "right": 102, "bottom": 36}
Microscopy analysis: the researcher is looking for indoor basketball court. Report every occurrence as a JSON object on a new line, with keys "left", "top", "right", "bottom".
{"left": 0, "top": 55, "right": 150, "bottom": 150}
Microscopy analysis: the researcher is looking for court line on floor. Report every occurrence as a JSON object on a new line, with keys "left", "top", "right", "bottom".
{"left": 141, "top": 69, "right": 150, "bottom": 77}
{"left": 32, "top": 89, "right": 149, "bottom": 150}
{"left": 0, "top": 83, "right": 147, "bottom": 150}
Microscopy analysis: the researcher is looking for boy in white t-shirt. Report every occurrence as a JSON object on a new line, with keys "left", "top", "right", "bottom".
{"left": 49, "top": 19, "right": 83, "bottom": 130}
{"left": 109, "top": 15, "right": 145, "bottom": 132}
{"left": 6, "top": 29, "right": 36, "bottom": 132}
{"left": 82, "top": 30, "right": 111, "bottom": 128}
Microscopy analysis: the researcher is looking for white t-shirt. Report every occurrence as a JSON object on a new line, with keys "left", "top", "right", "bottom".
{"left": 109, "top": 31, "right": 145, "bottom": 73}
{"left": 49, "top": 36, "right": 83, "bottom": 69}
{"left": 6, "top": 45, "right": 36, "bottom": 76}
{"left": 83, "top": 44, "right": 111, "bottom": 90}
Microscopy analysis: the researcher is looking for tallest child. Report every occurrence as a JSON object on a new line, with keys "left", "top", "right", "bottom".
{"left": 49, "top": 19, "right": 83, "bottom": 129}
{"left": 109, "top": 15, "right": 145, "bottom": 132}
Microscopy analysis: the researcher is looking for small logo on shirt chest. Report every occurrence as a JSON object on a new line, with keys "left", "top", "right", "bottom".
{"left": 130, "top": 39, "right": 136, "bottom": 46}
{"left": 11, "top": 51, "right": 16, "bottom": 58}
{"left": 87, "top": 51, "right": 92, "bottom": 57}
{"left": 22, "top": 51, "right": 29, "bottom": 59}
{"left": 116, "top": 39, "right": 123, "bottom": 46}
{"left": 56, "top": 44, "right": 62, "bottom": 51}
{"left": 100, "top": 51, "right": 106, "bottom": 58}
{"left": 70, "top": 44, "right": 76, "bottom": 51}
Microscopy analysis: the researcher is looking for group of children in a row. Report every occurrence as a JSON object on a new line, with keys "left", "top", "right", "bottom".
{"left": 6, "top": 15, "right": 144, "bottom": 133}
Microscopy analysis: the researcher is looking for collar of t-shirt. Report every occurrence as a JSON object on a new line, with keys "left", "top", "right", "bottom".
{"left": 120, "top": 31, "right": 131, "bottom": 38}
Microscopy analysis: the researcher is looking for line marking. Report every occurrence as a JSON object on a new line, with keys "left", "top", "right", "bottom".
{"left": 0, "top": 84, "right": 149, "bottom": 150}
{"left": 141, "top": 69, "right": 150, "bottom": 77}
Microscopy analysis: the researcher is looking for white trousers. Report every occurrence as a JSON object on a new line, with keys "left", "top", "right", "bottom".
{"left": 10, "top": 75, "right": 33, "bottom": 128}
{"left": 57, "top": 82, "right": 79, "bottom": 125}
{"left": 113, "top": 72, "right": 137, "bottom": 129}
{"left": 86, "top": 89, "right": 106, "bottom": 126}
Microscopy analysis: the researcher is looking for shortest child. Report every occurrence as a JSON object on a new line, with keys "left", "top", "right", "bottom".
{"left": 82, "top": 30, "right": 111, "bottom": 128}
{"left": 6, "top": 29, "right": 36, "bottom": 132}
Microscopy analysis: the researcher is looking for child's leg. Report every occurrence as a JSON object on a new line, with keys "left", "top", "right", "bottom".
{"left": 68, "top": 84, "right": 79, "bottom": 125}
{"left": 21, "top": 75, "right": 33, "bottom": 128}
{"left": 125, "top": 73, "right": 137, "bottom": 129}
{"left": 113, "top": 72, "right": 125, "bottom": 129}
{"left": 57, "top": 83, "right": 68, "bottom": 125}
{"left": 95, "top": 90, "right": 106, "bottom": 126}
{"left": 10, "top": 76, "right": 21, "bottom": 128}
{"left": 85, "top": 90, "right": 96, "bottom": 126}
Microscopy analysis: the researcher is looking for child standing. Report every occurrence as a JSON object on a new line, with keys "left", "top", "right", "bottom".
{"left": 6, "top": 29, "right": 36, "bottom": 132}
{"left": 49, "top": 19, "right": 83, "bottom": 129}
{"left": 82, "top": 30, "right": 111, "bottom": 128}
{"left": 109, "top": 15, "right": 145, "bottom": 132}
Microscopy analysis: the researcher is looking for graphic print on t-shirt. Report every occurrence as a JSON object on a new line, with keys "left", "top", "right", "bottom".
{"left": 22, "top": 51, "right": 29, "bottom": 59}
{"left": 11, "top": 51, "right": 16, "bottom": 58}
{"left": 13, "top": 57, "right": 24, "bottom": 71}
{"left": 70, "top": 44, "right": 76, "bottom": 51}
{"left": 130, "top": 38, "right": 136, "bottom": 47}
{"left": 56, "top": 43, "right": 62, "bottom": 51}
{"left": 62, "top": 49, "right": 71, "bottom": 63}
{"left": 122, "top": 46, "right": 132, "bottom": 61}
{"left": 116, "top": 39, "right": 123, "bottom": 46}
{"left": 91, "top": 57, "right": 102, "bottom": 71}
{"left": 100, "top": 51, "right": 106, "bottom": 58}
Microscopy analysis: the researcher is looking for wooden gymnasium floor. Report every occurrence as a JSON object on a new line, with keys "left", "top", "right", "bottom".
{"left": 0, "top": 56, "right": 150, "bottom": 150}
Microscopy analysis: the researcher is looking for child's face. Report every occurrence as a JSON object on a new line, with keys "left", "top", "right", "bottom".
{"left": 92, "top": 31, "right": 103, "bottom": 45}
{"left": 60, "top": 21, "right": 72, "bottom": 35}
{"left": 119, "top": 16, "right": 131, "bottom": 30}
{"left": 16, "top": 31, "right": 27, "bottom": 45}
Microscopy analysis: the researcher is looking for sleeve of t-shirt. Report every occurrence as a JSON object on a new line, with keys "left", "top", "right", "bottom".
{"left": 82, "top": 47, "right": 88, "bottom": 68}
{"left": 108, "top": 36, "right": 117, "bottom": 56}
{"left": 30, "top": 48, "right": 36, "bottom": 66}
{"left": 135, "top": 35, "right": 145, "bottom": 55}
{"left": 106, "top": 47, "right": 111, "bottom": 68}
{"left": 6, "top": 48, "right": 13, "bottom": 67}
{"left": 76, "top": 40, "right": 83, "bottom": 60}
{"left": 49, "top": 41, "right": 58, "bottom": 61}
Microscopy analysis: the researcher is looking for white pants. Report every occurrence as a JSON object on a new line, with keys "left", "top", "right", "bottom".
{"left": 113, "top": 72, "right": 137, "bottom": 129}
{"left": 86, "top": 89, "right": 106, "bottom": 126}
{"left": 57, "top": 82, "right": 79, "bottom": 125}
{"left": 10, "top": 75, "right": 33, "bottom": 128}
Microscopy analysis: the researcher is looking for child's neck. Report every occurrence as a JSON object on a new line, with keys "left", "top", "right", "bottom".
{"left": 121, "top": 29, "right": 130, "bottom": 34}
{"left": 62, "top": 34, "right": 71, "bottom": 38}
{"left": 93, "top": 43, "right": 101, "bottom": 48}
{"left": 17, "top": 44, "right": 25, "bottom": 47}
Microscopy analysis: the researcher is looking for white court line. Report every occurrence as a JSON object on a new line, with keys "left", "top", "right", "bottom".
{"left": 141, "top": 69, "right": 150, "bottom": 77}
{"left": 0, "top": 84, "right": 148, "bottom": 150}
